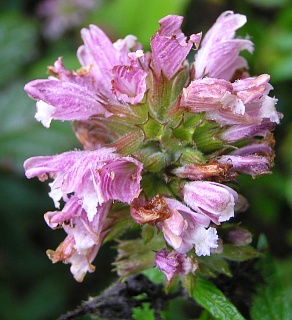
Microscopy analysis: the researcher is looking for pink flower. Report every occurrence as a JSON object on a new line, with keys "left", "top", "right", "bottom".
{"left": 220, "top": 120, "right": 276, "bottom": 143}
{"left": 24, "top": 148, "right": 142, "bottom": 221}
{"left": 24, "top": 26, "right": 148, "bottom": 128}
{"left": 111, "top": 65, "right": 147, "bottom": 104}
{"left": 77, "top": 25, "right": 145, "bottom": 100}
{"left": 194, "top": 11, "right": 253, "bottom": 80}
{"left": 183, "top": 181, "right": 238, "bottom": 224}
{"left": 45, "top": 196, "right": 111, "bottom": 281}
{"left": 161, "top": 198, "right": 218, "bottom": 256}
{"left": 154, "top": 249, "right": 198, "bottom": 282}
{"left": 151, "top": 15, "right": 201, "bottom": 79}
{"left": 218, "top": 155, "right": 271, "bottom": 177}
{"left": 181, "top": 75, "right": 280, "bottom": 126}
{"left": 24, "top": 78, "right": 112, "bottom": 128}
{"left": 130, "top": 196, "right": 218, "bottom": 256}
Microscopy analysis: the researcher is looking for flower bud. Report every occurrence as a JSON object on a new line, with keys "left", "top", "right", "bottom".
{"left": 226, "top": 228, "right": 252, "bottom": 246}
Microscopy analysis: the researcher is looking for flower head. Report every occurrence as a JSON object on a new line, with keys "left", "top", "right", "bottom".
{"left": 24, "top": 11, "right": 280, "bottom": 281}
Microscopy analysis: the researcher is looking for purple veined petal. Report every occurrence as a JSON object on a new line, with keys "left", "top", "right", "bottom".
{"left": 77, "top": 25, "right": 137, "bottom": 99}
{"left": 113, "top": 35, "right": 139, "bottom": 65}
{"left": 232, "top": 74, "right": 272, "bottom": 104}
{"left": 24, "top": 148, "right": 143, "bottom": 221}
{"left": 220, "top": 120, "right": 276, "bottom": 143}
{"left": 183, "top": 181, "right": 238, "bottom": 224}
{"left": 230, "top": 143, "right": 273, "bottom": 156}
{"left": 158, "top": 209, "right": 187, "bottom": 250}
{"left": 154, "top": 249, "right": 198, "bottom": 282}
{"left": 218, "top": 155, "right": 271, "bottom": 177}
{"left": 217, "top": 56, "right": 249, "bottom": 81}
{"left": 163, "top": 197, "right": 210, "bottom": 227}
{"left": 48, "top": 57, "right": 97, "bottom": 92}
{"left": 195, "top": 11, "right": 254, "bottom": 80}
{"left": 78, "top": 24, "right": 119, "bottom": 76}
{"left": 154, "top": 249, "right": 179, "bottom": 281}
{"left": 24, "top": 79, "right": 112, "bottom": 127}
{"left": 181, "top": 78, "right": 233, "bottom": 112}
{"left": 151, "top": 15, "right": 200, "bottom": 79}
{"left": 111, "top": 65, "right": 147, "bottom": 104}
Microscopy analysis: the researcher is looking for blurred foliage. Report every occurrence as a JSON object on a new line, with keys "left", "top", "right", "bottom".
{"left": 0, "top": 0, "right": 292, "bottom": 319}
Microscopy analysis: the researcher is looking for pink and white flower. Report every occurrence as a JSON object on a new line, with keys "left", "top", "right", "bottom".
{"left": 44, "top": 196, "right": 111, "bottom": 281}
{"left": 183, "top": 181, "right": 238, "bottom": 224}
{"left": 151, "top": 15, "right": 201, "bottom": 79}
{"left": 24, "top": 148, "right": 142, "bottom": 221}
{"left": 154, "top": 249, "right": 198, "bottom": 281}
{"left": 194, "top": 11, "right": 254, "bottom": 80}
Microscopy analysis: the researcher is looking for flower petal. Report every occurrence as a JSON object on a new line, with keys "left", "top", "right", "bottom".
{"left": 24, "top": 148, "right": 143, "bottom": 220}
{"left": 151, "top": 15, "right": 200, "bottom": 79}
{"left": 184, "top": 181, "right": 238, "bottom": 224}
{"left": 111, "top": 65, "right": 147, "bottom": 104}
{"left": 195, "top": 11, "right": 253, "bottom": 80}
{"left": 24, "top": 79, "right": 112, "bottom": 127}
{"left": 154, "top": 249, "right": 198, "bottom": 281}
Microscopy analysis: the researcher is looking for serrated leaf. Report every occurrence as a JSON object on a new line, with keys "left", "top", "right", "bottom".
{"left": 132, "top": 302, "right": 155, "bottom": 320}
{"left": 0, "top": 82, "right": 77, "bottom": 173}
{"left": 193, "top": 276, "right": 245, "bottom": 320}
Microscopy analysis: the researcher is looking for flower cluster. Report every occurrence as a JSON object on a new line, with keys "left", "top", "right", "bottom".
{"left": 24, "top": 11, "right": 281, "bottom": 282}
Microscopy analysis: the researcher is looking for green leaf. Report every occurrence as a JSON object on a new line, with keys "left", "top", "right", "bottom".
{"left": 0, "top": 11, "right": 38, "bottom": 86}
{"left": 193, "top": 276, "right": 245, "bottom": 320}
{"left": 142, "top": 225, "right": 156, "bottom": 245}
{"left": 132, "top": 302, "right": 155, "bottom": 320}
{"left": 0, "top": 82, "right": 77, "bottom": 173}
{"left": 198, "top": 255, "right": 232, "bottom": 278}
{"left": 181, "top": 272, "right": 196, "bottom": 296}
{"left": 220, "top": 244, "right": 262, "bottom": 262}
{"left": 250, "top": 235, "right": 291, "bottom": 320}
